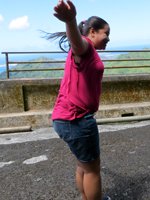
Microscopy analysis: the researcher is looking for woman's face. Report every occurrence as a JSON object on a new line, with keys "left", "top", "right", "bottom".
{"left": 89, "top": 24, "right": 110, "bottom": 50}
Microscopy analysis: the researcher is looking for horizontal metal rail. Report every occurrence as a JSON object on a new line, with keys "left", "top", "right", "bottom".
{"left": 9, "top": 60, "right": 66, "bottom": 64}
{"left": 103, "top": 58, "right": 150, "bottom": 62}
{"left": 9, "top": 65, "right": 150, "bottom": 72}
{"left": 105, "top": 65, "right": 150, "bottom": 69}
{"left": 8, "top": 58, "right": 150, "bottom": 65}
{"left": 9, "top": 68, "right": 64, "bottom": 72}
{"left": 2, "top": 50, "right": 150, "bottom": 54}
{"left": 1, "top": 51, "right": 67, "bottom": 54}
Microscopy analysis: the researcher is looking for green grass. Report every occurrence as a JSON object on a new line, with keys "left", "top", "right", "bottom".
{"left": 104, "top": 51, "right": 150, "bottom": 75}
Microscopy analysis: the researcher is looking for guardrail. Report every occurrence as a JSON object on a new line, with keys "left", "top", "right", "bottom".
{"left": 1, "top": 50, "right": 150, "bottom": 79}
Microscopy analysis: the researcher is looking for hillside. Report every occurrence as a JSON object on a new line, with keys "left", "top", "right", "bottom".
{"left": 0, "top": 57, "right": 65, "bottom": 79}
{"left": 104, "top": 50, "right": 150, "bottom": 75}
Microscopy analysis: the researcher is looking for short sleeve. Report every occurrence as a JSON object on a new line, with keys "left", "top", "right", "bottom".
{"left": 70, "top": 37, "right": 94, "bottom": 71}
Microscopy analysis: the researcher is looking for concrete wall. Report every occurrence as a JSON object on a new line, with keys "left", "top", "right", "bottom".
{"left": 0, "top": 74, "right": 150, "bottom": 114}
{"left": 0, "top": 74, "right": 150, "bottom": 129}
{"left": 0, "top": 79, "right": 59, "bottom": 113}
{"left": 101, "top": 75, "right": 150, "bottom": 104}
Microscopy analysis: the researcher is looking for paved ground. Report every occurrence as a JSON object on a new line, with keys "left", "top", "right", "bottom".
{"left": 0, "top": 121, "right": 150, "bottom": 200}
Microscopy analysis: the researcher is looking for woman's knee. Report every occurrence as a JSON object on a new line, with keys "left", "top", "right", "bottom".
{"left": 77, "top": 157, "right": 101, "bottom": 174}
{"left": 76, "top": 165, "right": 84, "bottom": 176}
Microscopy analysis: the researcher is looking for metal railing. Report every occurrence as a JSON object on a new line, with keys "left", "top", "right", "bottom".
{"left": 1, "top": 50, "right": 150, "bottom": 79}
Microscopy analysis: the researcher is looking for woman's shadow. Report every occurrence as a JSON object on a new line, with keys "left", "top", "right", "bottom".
{"left": 102, "top": 167, "right": 150, "bottom": 200}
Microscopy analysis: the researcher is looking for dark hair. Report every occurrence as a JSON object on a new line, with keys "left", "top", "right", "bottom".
{"left": 44, "top": 16, "right": 108, "bottom": 52}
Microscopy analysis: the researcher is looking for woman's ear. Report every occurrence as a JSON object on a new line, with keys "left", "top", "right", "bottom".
{"left": 89, "top": 28, "right": 96, "bottom": 38}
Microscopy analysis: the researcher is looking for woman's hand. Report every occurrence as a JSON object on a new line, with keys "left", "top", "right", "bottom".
{"left": 54, "top": 0, "right": 76, "bottom": 23}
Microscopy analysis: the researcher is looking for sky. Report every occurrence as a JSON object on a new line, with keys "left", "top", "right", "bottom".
{"left": 0, "top": 0, "right": 150, "bottom": 53}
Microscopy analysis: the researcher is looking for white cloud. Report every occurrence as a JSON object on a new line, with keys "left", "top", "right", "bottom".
{"left": 9, "top": 16, "right": 30, "bottom": 30}
{"left": 0, "top": 14, "right": 4, "bottom": 23}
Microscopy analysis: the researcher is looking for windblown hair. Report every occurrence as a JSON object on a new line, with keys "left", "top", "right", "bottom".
{"left": 44, "top": 16, "right": 108, "bottom": 52}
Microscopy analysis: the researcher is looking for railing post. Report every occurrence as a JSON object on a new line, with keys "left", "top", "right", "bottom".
{"left": 5, "top": 53, "right": 9, "bottom": 79}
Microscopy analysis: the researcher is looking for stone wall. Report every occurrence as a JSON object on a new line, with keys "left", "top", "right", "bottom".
{"left": 0, "top": 74, "right": 150, "bottom": 114}
{"left": 101, "top": 75, "right": 150, "bottom": 104}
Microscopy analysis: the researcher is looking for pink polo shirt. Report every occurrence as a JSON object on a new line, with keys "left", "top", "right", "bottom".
{"left": 51, "top": 37, "right": 104, "bottom": 120}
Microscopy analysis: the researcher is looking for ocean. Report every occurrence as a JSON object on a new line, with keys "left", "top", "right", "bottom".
{"left": 0, "top": 66, "right": 6, "bottom": 73}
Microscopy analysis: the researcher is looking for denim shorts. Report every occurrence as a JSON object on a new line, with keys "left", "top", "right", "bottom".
{"left": 53, "top": 114, "right": 100, "bottom": 163}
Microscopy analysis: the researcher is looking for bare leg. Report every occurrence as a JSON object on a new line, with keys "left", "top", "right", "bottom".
{"left": 76, "top": 157, "right": 102, "bottom": 200}
{"left": 76, "top": 165, "right": 87, "bottom": 200}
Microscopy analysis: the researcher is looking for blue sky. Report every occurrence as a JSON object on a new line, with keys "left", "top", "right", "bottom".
{"left": 0, "top": 0, "right": 150, "bottom": 52}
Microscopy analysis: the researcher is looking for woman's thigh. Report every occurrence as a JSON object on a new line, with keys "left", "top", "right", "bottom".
{"left": 53, "top": 115, "right": 100, "bottom": 163}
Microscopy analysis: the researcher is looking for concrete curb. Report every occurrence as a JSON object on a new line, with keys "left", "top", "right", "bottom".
{"left": 0, "top": 102, "right": 150, "bottom": 132}
{"left": 97, "top": 114, "right": 150, "bottom": 124}
{"left": 0, "top": 126, "right": 32, "bottom": 134}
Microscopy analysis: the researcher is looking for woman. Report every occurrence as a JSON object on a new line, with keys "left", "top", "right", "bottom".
{"left": 50, "top": 1, "right": 111, "bottom": 199}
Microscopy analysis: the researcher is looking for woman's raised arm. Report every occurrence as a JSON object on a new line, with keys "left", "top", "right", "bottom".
{"left": 54, "top": 0, "right": 88, "bottom": 55}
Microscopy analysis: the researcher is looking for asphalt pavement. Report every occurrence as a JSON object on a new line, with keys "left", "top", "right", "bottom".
{"left": 0, "top": 121, "right": 150, "bottom": 200}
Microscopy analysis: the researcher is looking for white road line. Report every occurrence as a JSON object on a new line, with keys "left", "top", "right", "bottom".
{"left": 0, "top": 128, "right": 59, "bottom": 145}
{"left": 23, "top": 155, "right": 48, "bottom": 165}
{"left": 99, "top": 120, "right": 150, "bottom": 133}
{"left": 0, "top": 161, "right": 15, "bottom": 168}
{"left": 128, "top": 151, "right": 136, "bottom": 154}
{"left": 0, "top": 120, "right": 150, "bottom": 145}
